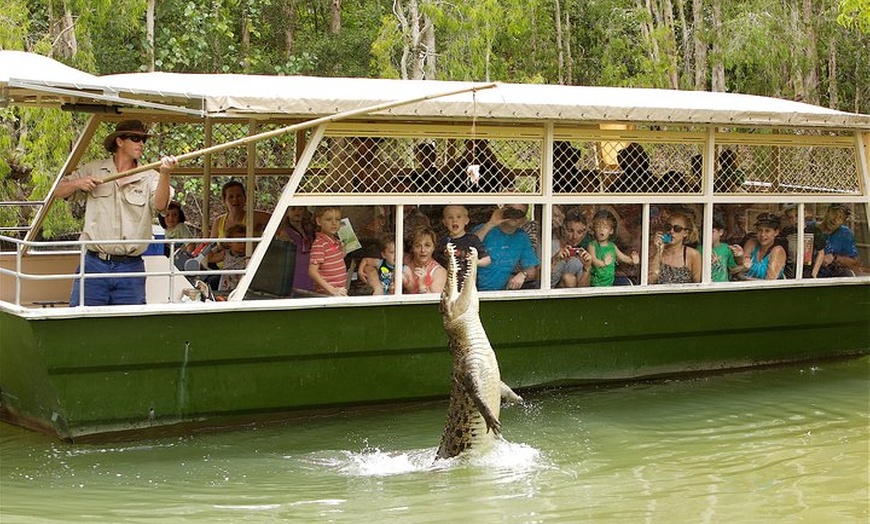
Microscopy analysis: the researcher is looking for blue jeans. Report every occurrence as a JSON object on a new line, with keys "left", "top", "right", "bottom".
{"left": 69, "top": 254, "right": 147, "bottom": 306}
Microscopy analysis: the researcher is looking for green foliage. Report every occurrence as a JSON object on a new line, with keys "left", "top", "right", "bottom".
{"left": 572, "top": 2, "right": 645, "bottom": 87}
{"left": 838, "top": 0, "right": 870, "bottom": 33}
{"left": 294, "top": 0, "right": 390, "bottom": 77}
{"left": 370, "top": 14, "right": 403, "bottom": 79}
{"left": 149, "top": 0, "right": 388, "bottom": 76}
{"left": 154, "top": 1, "right": 239, "bottom": 72}
{"left": 0, "top": 0, "right": 31, "bottom": 50}
{"left": 0, "top": 107, "right": 82, "bottom": 237}
{"left": 87, "top": 0, "right": 149, "bottom": 73}
{"left": 0, "top": 109, "right": 16, "bottom": 228}
{"left": 719, "top": 4, "right": 790, "bottom": 97}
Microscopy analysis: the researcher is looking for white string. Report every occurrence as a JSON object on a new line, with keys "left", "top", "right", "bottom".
{"left": 467, "top": 90, "right": 481, "bottom": 184}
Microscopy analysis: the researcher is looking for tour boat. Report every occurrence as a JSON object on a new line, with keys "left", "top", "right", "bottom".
{"left": 1, "top": 51, "right": 868, "bottom": 441}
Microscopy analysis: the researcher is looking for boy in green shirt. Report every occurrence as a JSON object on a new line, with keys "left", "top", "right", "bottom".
{"left": 588, "top": 210, "right": 639, "bottom": 286}
{"left": 707, "top": 215, "right": 745, "bottom": 282}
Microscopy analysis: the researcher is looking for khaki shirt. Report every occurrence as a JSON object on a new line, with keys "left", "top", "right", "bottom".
{"left": 65, "top": 158, "right": 173, "bottom": 256}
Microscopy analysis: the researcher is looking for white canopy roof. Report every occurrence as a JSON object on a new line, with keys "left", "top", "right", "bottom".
{"left": 0, "top": 50, "right": 101, "bottom": 87}
{"left": 3, "top": 50, "right": 869, "bottom": 129}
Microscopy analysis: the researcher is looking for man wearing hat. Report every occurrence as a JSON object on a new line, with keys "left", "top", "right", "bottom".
{"left": 56, "top": 119, "right": 178, "bottom": 306}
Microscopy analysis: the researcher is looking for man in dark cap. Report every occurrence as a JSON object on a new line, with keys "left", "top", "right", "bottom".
{"left": 56, "top": 119, "right": 178, "bottom": 306}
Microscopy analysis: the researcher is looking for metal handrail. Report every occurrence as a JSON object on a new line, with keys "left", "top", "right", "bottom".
{"left": 0, "top": 234, "right": 259, "bottom": 307}
{"left": 0, "top": 201, "right": 44, "bottom": 233}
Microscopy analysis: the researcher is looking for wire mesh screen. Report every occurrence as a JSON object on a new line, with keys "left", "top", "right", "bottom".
{"left": 151, "top": 120, "right": 300, "bottom": 230}
{"left": 715, "top": 144, "right": 861, "bottom": 194}
{"left": 91, "top": 119, "right": 862, "bottom": 202}
{"left": 77, "top": 121, "right": 200, "bottom": 165}
{"left": 254, "top": 123, "right": 299, "bottom": 170}
{"left": 553, "top": 140, "right": 704, "bottom": 194}
{"left": 149, "top": 122, "right": 206, "bottom": 166}
{"left": 298, "top": 136, "right": 541, "bottom": 194}
{"left": 208, "top": 122, "right": 250, "bottom": 169}
{"left": 148, "top": 120, "right": 300, "bottom": 171}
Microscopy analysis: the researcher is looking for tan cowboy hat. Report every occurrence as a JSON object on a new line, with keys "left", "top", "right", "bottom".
{"left": 103, "top": 120, "right": 153, "bottom": 152}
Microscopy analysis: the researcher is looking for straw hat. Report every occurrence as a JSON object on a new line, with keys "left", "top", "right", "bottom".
{"left": 103, "top": 120, "right": 153, "bottom": 152}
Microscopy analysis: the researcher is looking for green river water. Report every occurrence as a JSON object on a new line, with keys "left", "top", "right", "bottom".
{"left": 1, "top": 356, "right": 868, "bottom": 523}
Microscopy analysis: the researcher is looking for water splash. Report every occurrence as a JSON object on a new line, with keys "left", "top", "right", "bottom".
{"left": 338, "top": 447, "right": 436, "bottom": 476}
{"left": 293, "top": 438, "right": 545, "bottom": 478}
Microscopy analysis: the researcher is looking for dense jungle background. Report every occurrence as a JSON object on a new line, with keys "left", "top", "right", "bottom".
{"left": 1, "top": 0, "right": 868, "bottom": 237}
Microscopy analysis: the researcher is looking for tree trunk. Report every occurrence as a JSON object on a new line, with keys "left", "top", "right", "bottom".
{"left": 394, "top": 0, "right": 409, "bottom": 79}
{"left": 330, "top": 0, "right": 342, "bottom": 35}
{"left": 51, "top": 0, "right": 78, "bottom": 59}
{"left": 241, "top": 5, "right": 251, "bottom": 72}
{"left": 789, "top": 7, "right": 805, "bottom": 99}
{"left": 675, "top": 0, "right": 691, "bottom": 86}
{"left": 661, "top": 0, "right": 680, "bottom": 89}
{"left": 47, "top": 0, "right": 54, "bottom": 56}
{"left": 710, "top": 0, "right": 725, "bottom": 91}
{"left": 692, "top": 0, "right": 707, "bottom": 90}
{"left": 827, "top": 36, "right": 838, "bottom": 109}
{"left": 564, "top": 2, "right": 573, "bottom": 84}
{"left": 394, "top": 0, "right": 412, "bottom": 79}
{"left": 637, "top": 0, "right": 660, "bottom": 67}
{"left": 422, "top": 13, "right": 436, "bottom": 79}
{"left": 146, "top": 0, "right": 155, "bottom": 71}
{"left": 393, "top": 0, "right": 436, "bottom": 80}
{"left": 802, "top": 0, "right": 820, "bottom": 104}
{"left": 283, "top": 0, "right": 297, "bottom": 57}
{"left": 485, "top": 33, "right": 491, "bottom": 82}
{"left": 638, "top": 0, "right": 680, "bottom": 88}
{"left": 409, "top": 0, "right": 422, "bottom": 79}
{"left": 555, "top": 0, "right": 565, "bottom": 84}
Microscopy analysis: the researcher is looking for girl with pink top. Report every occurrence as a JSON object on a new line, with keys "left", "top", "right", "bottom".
{"left": 402, "top": 226, "right": 447, "bottom": 294}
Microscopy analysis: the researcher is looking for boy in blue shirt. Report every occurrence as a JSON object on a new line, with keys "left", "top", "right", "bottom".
{"left": 472, "top": 204, "right": 539, "bottom": 290}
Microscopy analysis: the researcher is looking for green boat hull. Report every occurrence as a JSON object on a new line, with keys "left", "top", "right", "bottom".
{"left": 2, "top": 284, "right": 868, "bottom": 440}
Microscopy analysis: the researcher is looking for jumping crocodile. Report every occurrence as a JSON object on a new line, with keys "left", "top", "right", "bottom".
{"left": 436, "top": 243, "right": 523, "bottom": 460}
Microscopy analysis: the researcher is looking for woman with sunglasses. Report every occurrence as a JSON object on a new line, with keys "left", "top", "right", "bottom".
{"left": 742, "top": 213, "right": 787, "bottom": 280}
{"left": 649, "top": 209, "right": 702, "bottom": 284}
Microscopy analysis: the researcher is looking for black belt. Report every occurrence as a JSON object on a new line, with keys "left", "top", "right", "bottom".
{"left": 88, "top": 251, "right": 142, "bottom": 263}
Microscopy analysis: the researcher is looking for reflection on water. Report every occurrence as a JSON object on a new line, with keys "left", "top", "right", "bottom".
{"left": 2, "top": 357, "right": 868, "bottom": 523}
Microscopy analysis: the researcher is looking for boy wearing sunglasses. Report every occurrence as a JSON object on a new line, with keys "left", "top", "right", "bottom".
{"left": 56, "top": 119, "right": 178, "bottom": 306}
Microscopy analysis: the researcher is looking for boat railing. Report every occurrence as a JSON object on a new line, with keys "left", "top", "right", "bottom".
{"left": 0, "top": 200, "right": 46, "bottom": 235}
{"left": 2, "top": 222, "right": 868, "bottom": 311}
{"left": 0, "top": 234, "right": 255, "bottom": 308}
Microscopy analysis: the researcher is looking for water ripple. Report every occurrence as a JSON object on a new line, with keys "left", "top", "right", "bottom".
{"left": 1, "top": 356, "right": 867, "bottom": 522}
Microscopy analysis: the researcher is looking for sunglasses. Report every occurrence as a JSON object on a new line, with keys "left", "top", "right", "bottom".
{"left": 665, "top": 224, "right": 690, "bottom": 233}
{"left": 122, "top": 135, "right": 147, "bottom": 143}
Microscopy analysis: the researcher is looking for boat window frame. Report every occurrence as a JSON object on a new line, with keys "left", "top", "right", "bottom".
{"left": 4, "top": 114, "right": 869, "bottom": 308}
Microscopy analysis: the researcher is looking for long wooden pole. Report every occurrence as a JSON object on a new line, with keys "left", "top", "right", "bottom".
{"left": 103, "top": 82, "right": 498, "bottom": 183}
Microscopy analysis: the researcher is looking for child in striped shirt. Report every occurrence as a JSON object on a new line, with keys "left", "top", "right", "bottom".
{"left": 309, "top": 206, "right": 348, "bottom": 296}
